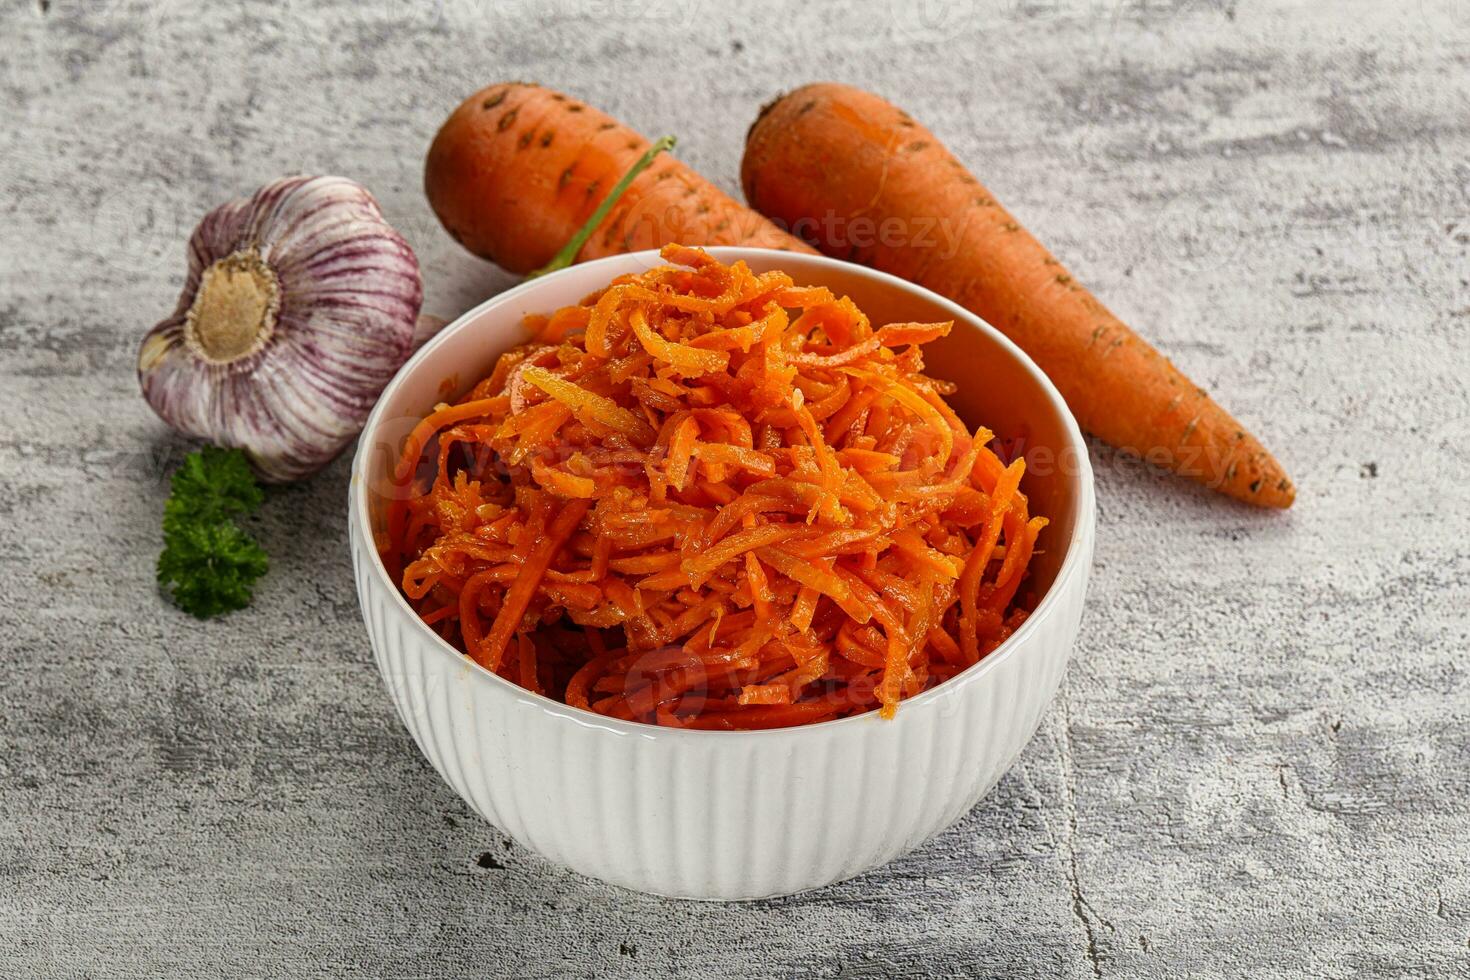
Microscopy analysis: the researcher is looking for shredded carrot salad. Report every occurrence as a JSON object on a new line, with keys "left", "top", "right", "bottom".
{"left": 382, "top": 245, "right": 1046, "bottom": 730}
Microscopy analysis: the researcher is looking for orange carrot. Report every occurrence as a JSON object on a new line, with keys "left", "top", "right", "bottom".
{"left": 475, "top": 496, "right": 591, "bottom": 672}
{"left": 425, "top": 82, "right": 815, "bottom": 274}
{"left": 742, "top": 83, "right": 1294, "bottom": 508}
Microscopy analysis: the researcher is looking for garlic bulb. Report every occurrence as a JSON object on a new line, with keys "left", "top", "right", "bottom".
{"left": 139, "top": 175, "right": 423, "bottom": 482}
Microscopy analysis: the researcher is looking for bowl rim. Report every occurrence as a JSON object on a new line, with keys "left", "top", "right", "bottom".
{"left": 350, "top": 247, "right": 1095, "bottom": 740}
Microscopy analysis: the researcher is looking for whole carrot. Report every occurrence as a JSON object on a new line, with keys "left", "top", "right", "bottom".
{"left": 742, "top": 83, "right": 1294, "bottom": 508}
{"left": 425, "top": 82, "right": 814, "bottom": 275}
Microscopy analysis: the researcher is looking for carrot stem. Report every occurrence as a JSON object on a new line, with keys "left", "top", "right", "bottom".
{"left": 528, "top": 135, "right": 677, "bottom": 278}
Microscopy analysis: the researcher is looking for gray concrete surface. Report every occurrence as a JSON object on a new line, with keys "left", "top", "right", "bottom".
{"left": 3, "top": 1, "right": 1469, "bottom": 976}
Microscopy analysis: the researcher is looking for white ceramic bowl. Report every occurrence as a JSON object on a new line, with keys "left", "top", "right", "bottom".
{"left": 349, "top": 248, "right": 1095, "bottom": 900}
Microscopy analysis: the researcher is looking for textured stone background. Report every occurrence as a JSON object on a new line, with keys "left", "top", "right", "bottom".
{"left": 3, "top": 0, "right": 1468, "bottom": 977}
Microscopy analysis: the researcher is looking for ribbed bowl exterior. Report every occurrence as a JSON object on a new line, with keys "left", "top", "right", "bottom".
{"left": 349, "top": 510, "right": 1092, "bottom": 900}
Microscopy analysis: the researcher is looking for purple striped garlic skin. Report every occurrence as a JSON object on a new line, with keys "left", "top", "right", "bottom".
{"left": 139, "top": 175, "right": 423, "bottom": 483}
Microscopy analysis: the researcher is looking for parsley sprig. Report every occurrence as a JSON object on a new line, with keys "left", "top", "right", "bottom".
{"left": 157, "top": 447, "right": 269, "bottom": 618}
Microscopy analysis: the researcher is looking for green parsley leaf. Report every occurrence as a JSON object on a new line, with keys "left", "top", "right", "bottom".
{"left": 157, "top": 448, "right": 269, "bottom": 619}
{"left": 163, "top": 445, "right": 265, "bottom": 531}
